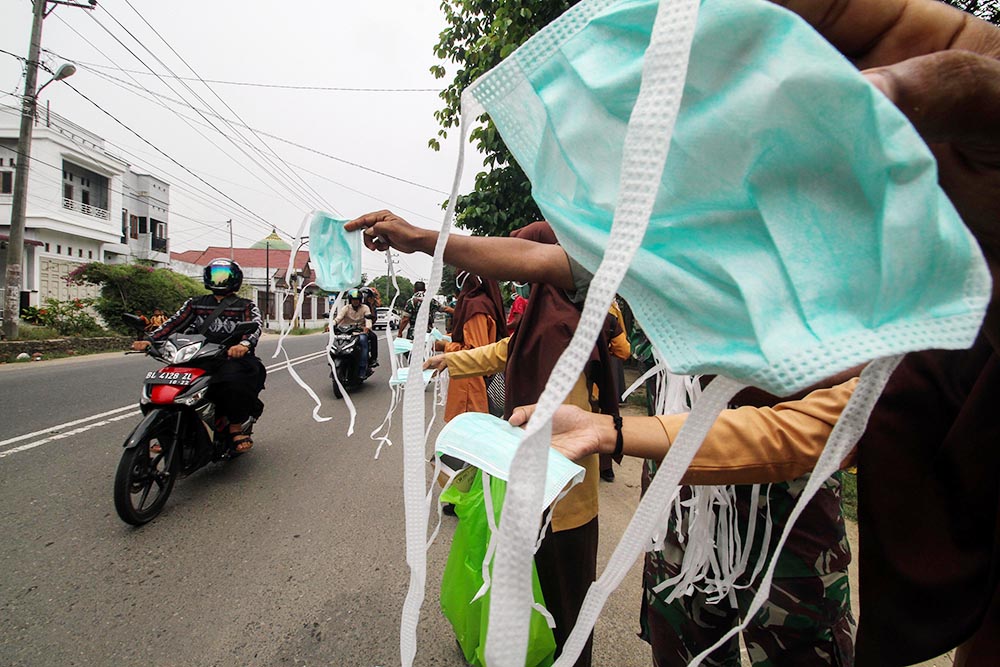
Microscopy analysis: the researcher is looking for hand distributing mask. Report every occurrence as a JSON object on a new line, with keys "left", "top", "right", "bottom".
{"left": 436, "top": 413, "right": 585, "bottom": 509}
{"left": 308, "top": 210, "right": 361, "bottom": 292}
{"left": 447, "top": 0, "right": 993, "bottom": 665}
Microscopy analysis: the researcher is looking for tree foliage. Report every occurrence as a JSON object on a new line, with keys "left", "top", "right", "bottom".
{"left": 431, "top": 0, "right": 995, "bottom": 239}
{"left": 69, "top": 263, "right": 206, "bottom": 333}
{"left": 431, "top": 0, "right": 579, "bottom": 238}
{"left": 371, "top": 274, "right": 414, "bottom": 308}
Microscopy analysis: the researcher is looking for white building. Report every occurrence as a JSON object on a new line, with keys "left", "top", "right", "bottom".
{"left": 0, "top": 104, "right": 170, "bottom": 311}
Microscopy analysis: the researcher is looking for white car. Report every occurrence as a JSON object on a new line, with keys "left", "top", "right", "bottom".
{"left": 374, "top": 307, "right": 400, "bottom": 330}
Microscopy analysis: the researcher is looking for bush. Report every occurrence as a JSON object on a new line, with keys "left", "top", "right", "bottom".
{"left": 14, "top": 324, "right": 62, "bottom": 340}
{"left": 20, "top": 298, "right": 105, "bottom": 337}
{"left": 68, "top": 263, "right": 206, "bottom": 334}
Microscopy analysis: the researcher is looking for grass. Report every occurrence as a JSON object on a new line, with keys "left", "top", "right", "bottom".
{"left": 840, "top": 470, "right": 858, "bottom": 522}
{"left": 288, "top": 326, "right": 326, "bottom": 335}
{"left": 13, "top": 325, "right": 62, "bottom": 340}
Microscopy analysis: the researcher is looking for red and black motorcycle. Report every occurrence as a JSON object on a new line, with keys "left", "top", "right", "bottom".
{"left": 113, "top": 313, "right": 259, "bottom": 525}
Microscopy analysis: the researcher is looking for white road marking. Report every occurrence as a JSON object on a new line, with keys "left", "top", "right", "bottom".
{"left": 0, "top": 348, "right": 330, "bottom": 460}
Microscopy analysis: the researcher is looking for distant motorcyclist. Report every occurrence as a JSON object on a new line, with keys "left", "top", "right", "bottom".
{"left": 333, "top": 288, "right": 374, "bottom": 377}
{"left": 361, "top": 287, "right": 380, "bottom": 369}
{"left": 132, "top": 258, "right": 265, "bottom": 452}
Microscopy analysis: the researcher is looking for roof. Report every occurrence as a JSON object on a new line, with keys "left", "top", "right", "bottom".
{"left": 171, "top": 246, "right": 309, "bottom": 270}
{"left": 250, "top": 231, "right": 291, "bottom": 251}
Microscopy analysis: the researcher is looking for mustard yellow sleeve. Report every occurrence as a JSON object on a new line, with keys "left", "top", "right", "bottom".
{"left": 609, "top": 331, "right": 631, "bottom": 360}
{"left": 446, "top": 336, "right": 509, "bottom": 378}
{"left": 655, "top": 378, "right": 859, "bottom": 485}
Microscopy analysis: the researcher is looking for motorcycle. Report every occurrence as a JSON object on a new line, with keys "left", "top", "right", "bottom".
{"left": 328, "top": 324, "right": 372, "bottom": 398}
{"left": 113, "top": 313, "right": 259, "bottom": 525}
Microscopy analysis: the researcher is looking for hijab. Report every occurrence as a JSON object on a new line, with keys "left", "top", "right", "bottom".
{"left": 449, "top": 272, "right": 506, "bottom": 346}
{"left": 503, "top": 221, "right": 620, "bottom": 425}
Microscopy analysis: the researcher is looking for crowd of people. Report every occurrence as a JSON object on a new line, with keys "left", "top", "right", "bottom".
{"left": 342, "top": 0, "right": 1000, "bottom": 664}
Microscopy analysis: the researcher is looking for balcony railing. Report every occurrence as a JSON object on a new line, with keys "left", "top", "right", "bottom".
{"left": 151, "top": 237, "right": 168, "bottom": 253}
{"left": 62, "top": 198, "right": 110, "bottom": 220}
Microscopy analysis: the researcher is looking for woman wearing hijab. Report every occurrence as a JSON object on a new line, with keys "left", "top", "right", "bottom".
{"left": 426, "top": 222, "right": 620, "bottom": 667}
{"left": 438, "top": 270, "right": 506, "bottom": 422}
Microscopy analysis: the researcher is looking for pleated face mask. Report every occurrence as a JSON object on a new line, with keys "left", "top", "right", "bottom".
{"left": 308, "top": 210, "right": 361, "bottom": 293}
{"left": 443, "top": 0, "right": 993, "bottom": 665}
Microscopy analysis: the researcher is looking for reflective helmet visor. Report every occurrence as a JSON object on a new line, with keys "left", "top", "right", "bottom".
{"left": 207, "top": 264, "right": 236, "bottom": 288}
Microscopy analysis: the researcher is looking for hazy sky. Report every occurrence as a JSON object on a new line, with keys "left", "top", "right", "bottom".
{"left": 1, "top": 0, "right": 484, "bottom": 281}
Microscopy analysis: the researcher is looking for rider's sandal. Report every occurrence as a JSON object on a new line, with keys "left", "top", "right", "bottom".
{"left": 232, "top": 434, "right": 254, "bottom": 453}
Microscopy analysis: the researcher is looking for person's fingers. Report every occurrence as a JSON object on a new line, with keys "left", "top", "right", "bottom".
{"left": 344, "top": 210, "right": 393, "bottom": 232}
{"left": 508, "top": 404, "right": 536, "bottom": 427}
{"left": 864, "top": 51, "right": 1000, "bottom": 149}
{"left": 774, "top": 0, "right": 996, "bottom": 68}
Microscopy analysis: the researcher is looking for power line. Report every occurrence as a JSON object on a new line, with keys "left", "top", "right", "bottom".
{"left": 0, "top": 123, "right": 261, "bottom": 245}
{"left": 82, "top": 10, "right": 327, "bottom": 218}
{"left": 38, "top": 19, "right": 292, "bottom": 239}
{"left": 40, "top": 50, "right": 450, "bottom": 195}
{"left": 61, "top": 66, "right": 449, "bottom": 222}
{"left": 111, "top": 1, "right": 338, "bottom": 215}
{"left": 42, "top": 51, "right": 439, "bottom": 92}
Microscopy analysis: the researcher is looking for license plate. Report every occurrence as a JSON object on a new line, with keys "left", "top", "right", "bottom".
{"left": 145, "top": 370, "right": 196, "bottom": 386}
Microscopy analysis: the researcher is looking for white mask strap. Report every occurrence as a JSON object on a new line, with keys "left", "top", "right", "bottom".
{"left": 398, "top": 100, "right": 474, "bottom": 667}
{"left": 486, "top": 0, "right": 701, "bottom": 662}
{"left": 688, "top": 354, "right": 902, "bottom": 666}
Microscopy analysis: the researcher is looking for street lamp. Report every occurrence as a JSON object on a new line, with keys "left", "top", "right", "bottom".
{"left": 1, "top": 62, "right": 78, "bottom": 340}
{"left": 2, "top": 0, "right": 91, "bottom": 340}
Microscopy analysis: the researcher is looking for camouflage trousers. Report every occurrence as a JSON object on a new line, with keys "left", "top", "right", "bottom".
{"left": 640, "top": 569, "right": 855, "bottom": 667}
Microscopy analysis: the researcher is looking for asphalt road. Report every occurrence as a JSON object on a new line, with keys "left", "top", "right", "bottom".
{"left": 0, "top": 332, "right": 650, "bottom": 667}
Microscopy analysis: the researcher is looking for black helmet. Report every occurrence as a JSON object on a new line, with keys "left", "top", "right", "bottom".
{"left": 347, "top": 288, "right": 362, "bottom": 301}
{"left": 203, "top": 258, "right": 243, "bottom": 295}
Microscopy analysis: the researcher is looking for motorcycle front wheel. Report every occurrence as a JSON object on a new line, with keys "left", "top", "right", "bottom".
{"left": 113, "top": 430, "right": 177, "bottom": 525}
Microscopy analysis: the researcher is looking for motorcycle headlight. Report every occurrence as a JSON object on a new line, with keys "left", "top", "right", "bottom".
{"left": 173, "top": 343, "right": 201, "bottom": 364}
{"left": 161, "top": 341, "right": 177, "bottom": 359}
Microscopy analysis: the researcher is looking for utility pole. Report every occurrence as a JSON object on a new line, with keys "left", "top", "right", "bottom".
{"left": 264, "top": 238, "right": 270, "bottom": 329}
{"left": 2, "top": 0, "right": 95, "bottom": 340}
{"left": 227, "top": 219, "right": 233, "bottom": 260}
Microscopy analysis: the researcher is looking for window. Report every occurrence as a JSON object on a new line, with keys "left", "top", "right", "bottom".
{"left": 129, "top": 215, "right": 139, "bottom": 239}
{"left": 138, "top": 217, "right": 148, "bottom": 234}
{"left": 81, "top": 190, "right": 90, "bottom": 206}
{"left": 121, "top": 209, "right": 128, "bottom": 241}
{"left": 64, "top": 184, "right": 73, "bottom": 200}
{"left": 1, "top": 171, "right": 11, "bottom": 194}
{"left": 44, "top": 243, "right": 50, "bottom": 252}
{"left": 88, "top": 250, "right": 93, "bottom": 259}
{"left": 67, "top": 246, "right": 72, "bottom": 256}
{"left": 78, "top": 249, "right": 82, "bottom": 257}
{"left": 57, "top": 245, "right": 61, "bottom": 254}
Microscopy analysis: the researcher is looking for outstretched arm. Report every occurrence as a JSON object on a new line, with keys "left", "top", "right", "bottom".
{"left": 345, "top": 211, "right": 575, "bottom": 290}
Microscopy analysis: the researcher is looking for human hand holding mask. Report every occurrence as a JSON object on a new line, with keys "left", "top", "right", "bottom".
{"left": 780, "top": 0, "right": 1000, "bottom": 349}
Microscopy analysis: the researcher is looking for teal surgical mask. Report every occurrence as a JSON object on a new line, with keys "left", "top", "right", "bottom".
{"left": 308, "top": 210, "right": 361, "bottom": 293}
{"left": 435, "top": 412, "right": 584, "bottom": 509}
{"left": 513, "top": 282, "right": 530, "bottom": 299}
{"left": 453, "top": 0, "right": 992, "bottom": 665}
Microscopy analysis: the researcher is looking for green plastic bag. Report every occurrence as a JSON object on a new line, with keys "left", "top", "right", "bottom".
{"left": 440, "top": 470, "right": 556, "bottom": 667}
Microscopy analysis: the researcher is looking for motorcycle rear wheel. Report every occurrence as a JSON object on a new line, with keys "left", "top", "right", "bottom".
{"left": 113, "top": 431, "right": 177, "bottom": 525}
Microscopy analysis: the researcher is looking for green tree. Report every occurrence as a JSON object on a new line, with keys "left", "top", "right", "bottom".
{"left": 68, "top": 263, "right": 207, "bottom": 333}
{"left": 943, "top": 0, "right": 998, "bottom": 23}
{"left": 439, "top": 265, "right": 459, "bottom": 299}
{"left": 431, "top": 0, "right": 579, "bottom": 238}
{"left": 371, "top": 274, "right": 414, "bottom": 307}
{"left": 431, "top": 0, "right": 995, "bottom": 240}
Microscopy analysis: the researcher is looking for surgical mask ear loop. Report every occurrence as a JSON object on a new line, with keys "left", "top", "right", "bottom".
{"left": 480, "top": 1, "right": 701, "bottom": 664}
{"left": 371, "top": 250, "right": 406, "bottom": 453}
{"left": 397, "top": 100, "right": 474, "bottom": 667}
{"left": 687, "top": 355, "right": 902, "bottom": 666}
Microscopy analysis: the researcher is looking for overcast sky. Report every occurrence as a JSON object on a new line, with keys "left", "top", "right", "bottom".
{"left": 1, "top": 0, "right": 484, "bottom": 281}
